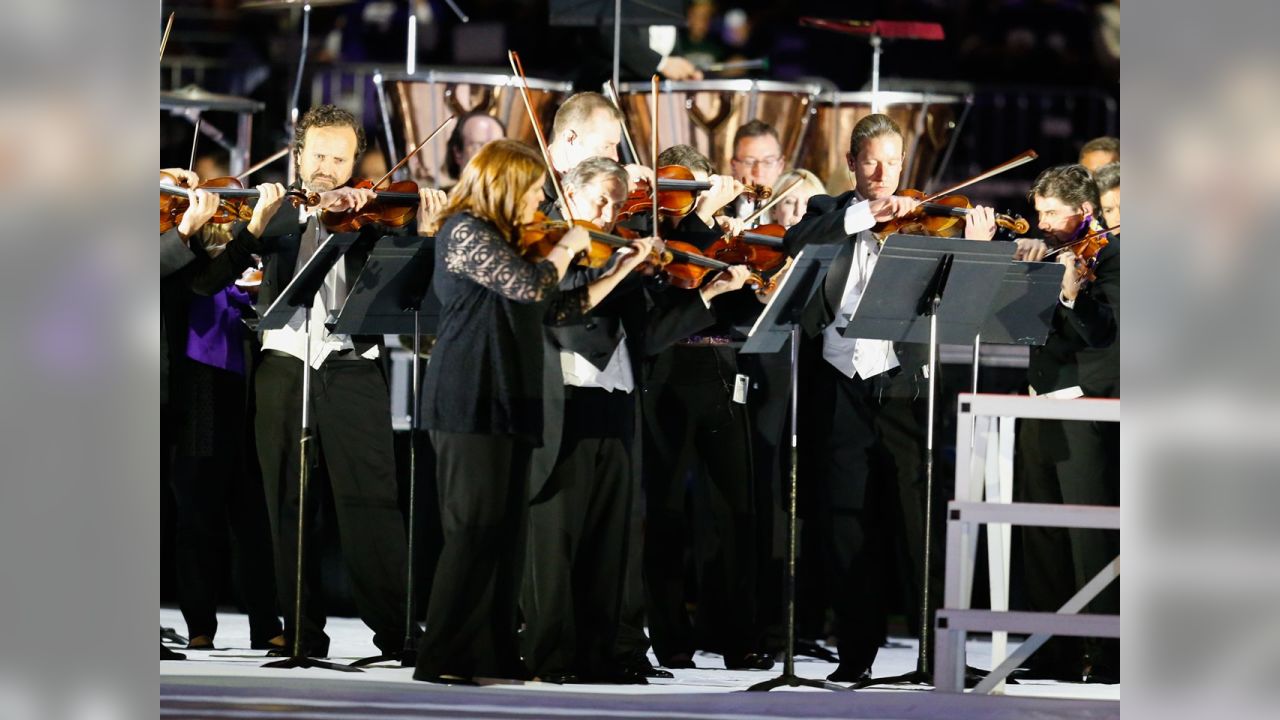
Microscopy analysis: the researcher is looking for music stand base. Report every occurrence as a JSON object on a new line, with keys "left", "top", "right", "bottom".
{"left": 747, "top": 673, "right": 850, "bottom": 692}
{"left": 263, "top": 656, "right": 364, "bottom": 673}
{"left": 349, "top": 648, "right": 416, "bottom": 668}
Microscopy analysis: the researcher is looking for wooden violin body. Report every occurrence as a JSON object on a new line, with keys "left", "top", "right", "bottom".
{"left": 160, "top": 171, "right": 318, "bottom": 234}
{"left": 319, "top": 179, "right": 421, "bottom": 232}
{"left": 872, "top": 188, "right": 1031, "bottom": 240}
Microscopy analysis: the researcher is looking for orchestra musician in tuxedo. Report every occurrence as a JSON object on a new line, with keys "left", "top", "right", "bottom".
{"left": 783, "top": 113, "right": 1005, "bottom": 682}
{"left": 201, "top": 105, "right": 443, "bottom": 660}
{"left": 521, "top": 156, "right": 752, "bottom": 684}
{"left": 1014, "top": 164, "right": 1120, "bottom": 683}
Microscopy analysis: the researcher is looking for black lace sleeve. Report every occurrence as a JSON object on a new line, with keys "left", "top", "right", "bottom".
{"left": 546, "top": 285, "right": 590, "bottom": 326}
{"left": 442, "top": 215, "right": 561, "bottom": 303}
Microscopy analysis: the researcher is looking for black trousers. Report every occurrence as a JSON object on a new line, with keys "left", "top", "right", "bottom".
{"left": 170, "top": 362, "right": 281, "bottom": 644}
{"left": 737, "top": 348, "right": 793, "bottom": 652}
{"left": 415, "top": 431, "right": 531, "bottom": 680}
{"left": 641, "top": 345, "right": 757, "bottom": 662}
{"left": 522, "top": 387, "right": 634, "bottom": 678}
{"left": 1018, "top": 417, "right": 1120, "bottom": 672}
{"left": 254, "top": 353, "right": 410, "bottom": 655}
{"left": 800, "top": 355, "right": 929, "bottom": 673}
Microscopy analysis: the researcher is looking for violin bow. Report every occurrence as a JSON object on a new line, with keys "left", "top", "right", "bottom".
{"left": 235, "top": 146, "right": 291, "bottom": 182}
{"left": 509, "top": 50, "right": 575, "bottom": 223}
{"left": 372, "top": 114, "right": 455, "bottom": 189}
{"left": 650, "top": 74, "right": 660, "bottom": 240}
{"left": 160, "top": 11, "right": 174, "bottom": 61}
{"left": 921, "top": 149, "right": 1038, "bottom": 204}
{"left": 604, "top": 80, "right": 641, "bottom": 166}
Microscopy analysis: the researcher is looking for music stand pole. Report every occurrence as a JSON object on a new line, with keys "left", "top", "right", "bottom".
{"left": 264, "top": 304, "right": 361, "bottom": 673}
{"left": 285, "top": 2, "right": 312, "bottom": 186}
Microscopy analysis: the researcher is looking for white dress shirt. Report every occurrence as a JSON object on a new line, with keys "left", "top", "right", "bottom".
{"left": 261, "top": 210, "right": 379, "bottom": 369}
{"left": 821, "top": 198, "right": 900, "bottom": 380}
{"left": 561, "top": 330, "right": 635, "bottom": 393}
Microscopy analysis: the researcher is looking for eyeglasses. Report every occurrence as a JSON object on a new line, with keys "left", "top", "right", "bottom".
{"left": 731, "top": 156, "right": 782, "bottom": 170}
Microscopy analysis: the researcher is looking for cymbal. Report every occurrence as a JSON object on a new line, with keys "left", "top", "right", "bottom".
{"left": 160, "top": 85, "right": 265, "bottom": 113}
{"left": 241, "top": 0, "right": 353, "bottom": 10}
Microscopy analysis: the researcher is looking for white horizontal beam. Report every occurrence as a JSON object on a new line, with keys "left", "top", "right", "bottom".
{"left": 957, "top": 392, "right": 1120, "bottom": 423}
{"left": 948, "top": 501, "right": 1120, "bottom": 530}
{"left": 936, "top": 609, "right": 1120, "bottom": 638}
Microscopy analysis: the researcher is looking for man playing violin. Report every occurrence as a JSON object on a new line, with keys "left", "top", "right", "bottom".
{"left": 783, "top": 113, "right": 1003, "bottom": 682}
{"left": 728, "top": 120, "right": 787, "bottom": 224}
{"left": 522, "top": 157, "right": 753, "bottom": 684}
{"left": 1015, "top": 163, "right": 1120, "bottom": 683}
{"left": 204, "top": 104, "right": 445, "bottom": 661}
{"left": 624, "top": 142, "right": 776, "bottom": 672}
{"left": 544, "top": 92, "right": 655, "bottom": 205}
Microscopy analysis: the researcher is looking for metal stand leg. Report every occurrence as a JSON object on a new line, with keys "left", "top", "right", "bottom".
{"left": 265, "top": 306, "right": 362, "bottom": 673}
{"left": 748, "top": 328, "right": 849, "bottom": 693}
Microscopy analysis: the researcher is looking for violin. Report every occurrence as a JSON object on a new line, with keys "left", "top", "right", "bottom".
{"left": 1046, "top": 222, "right": 1114, "bottom": 284}
{"left": 618, "top": 165, "right": 772, "bottom": 221}
{"left": 660, "top": 239, "right": 768, "bottom": 291}
{"left": 872, "top": 188, "right": 1031, "bottom": 241}
{"left": 318, "top": 179, "right": 422, "bottom": 232}
{"left": 517, "top": 212, "right": 671, "bottom": 269}
{"left": 160, "top": 171, "right": 318, "bottom": 234}
{"left": 705, "top": 223, "right": 788, "bottom": 275}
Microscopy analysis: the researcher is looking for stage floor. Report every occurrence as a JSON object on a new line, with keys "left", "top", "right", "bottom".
{"left": 160, "top": 608, "right": 1119, "bottom": 719}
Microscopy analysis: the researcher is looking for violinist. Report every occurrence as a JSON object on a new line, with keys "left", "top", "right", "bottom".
{"left": 414, "top": 141, "right": 649, "bottom": 685}
{"left": 770, "top": 169, "right": 826, "bottom": 229}
{"left": 1016, "top": 164, "right": 1119, "bottom": 684}
{"left": 543, "top": 92, "right": 653, "bottom": 205}
{"left": 782, "top": 113, "right": 1001, "bottom": 682}
{"left": 728, "top": 120, "right": 787, "bottom": 223}
{"left": 1095, "top": 161, "right": 1120, "bottom": 231}
{"left": 231, "top": 105, "right": 429, "bottom": 661}
{"left": 522, "top": 157, "right": 741, "bottom": 684}
{"left": 160, "top": 169, "right": 285, "bottom": 655}
{"left": 636, "top": 142, "right": 775, "bottom": 672}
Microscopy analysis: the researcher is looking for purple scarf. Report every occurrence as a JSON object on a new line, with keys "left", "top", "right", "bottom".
{"left": 186, "top": 285, "right": 252, "bottom": 375}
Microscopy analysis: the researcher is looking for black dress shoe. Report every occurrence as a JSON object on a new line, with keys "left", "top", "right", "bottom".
{"left": 161, "top": 644, "right": 186, "bottom": 661}
{"left": 724, "top": 652, "right": 775, "bottom": 671}
{"left": 625, "top": 661, "right": 673, "bottom": 679}
{"left": 415, "top": 673, "right": 477, "bottom": 686}
{"left": 660, "top": 653, "right": 696, "bottom": 669}
{"left": 827, "top": 664, "right": 871, "bottom": 683}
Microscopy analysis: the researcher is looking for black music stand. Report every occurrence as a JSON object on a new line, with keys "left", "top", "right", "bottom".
{"left": 330, "top": 234, "right": 437, "bottom": 668}
{"left": 965, "top": 260, "right": 1061, "bottom": 393}
{"left": 549, "top": 0, "right": 683, "bottom": 90}
{"left": 839, "top": 234, "right": 1012, "bottom": 689}
{"left": 259, "top": 231, "right": 364, "bottom": 673}
{"left": 740, "top": 245, "right": 850, "bottom": 693}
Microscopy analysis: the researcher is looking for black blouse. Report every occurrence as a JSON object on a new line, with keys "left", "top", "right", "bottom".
{"left": 422, "top": 212, "right": 588, "bottom": 440}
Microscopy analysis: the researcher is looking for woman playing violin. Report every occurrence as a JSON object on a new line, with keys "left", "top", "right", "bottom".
{"left": 415, "top": 140, "right": 657, "bottom": 685}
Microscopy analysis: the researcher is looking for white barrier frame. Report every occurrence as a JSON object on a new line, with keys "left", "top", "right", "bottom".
{"left": 935, "top": 393, "right": 1120, "bottom": 694}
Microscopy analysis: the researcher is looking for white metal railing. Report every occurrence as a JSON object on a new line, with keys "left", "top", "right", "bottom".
{"left": 936, "top": 392, "right": 1120, "bottom": 695}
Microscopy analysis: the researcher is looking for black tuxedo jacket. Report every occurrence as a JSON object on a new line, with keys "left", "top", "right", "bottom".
{"left": 528, "top": 268, "right": 716, "bottom": 500}
{"left": 1028, "top": 235, "right": 1120, "bottom": 398}
{"left": 783, "top": 190, "right": 928, "bottom": 396}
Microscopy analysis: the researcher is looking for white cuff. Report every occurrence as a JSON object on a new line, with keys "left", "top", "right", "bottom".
{"left": 843, "top": 200, "right": 876, "bottom": 236}
{"left": 1059, "top": 293, "right": 1076, "bottom": 309}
